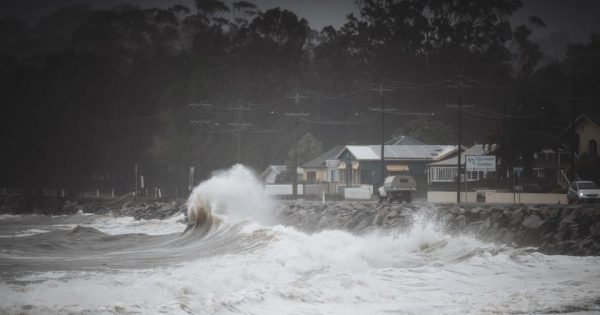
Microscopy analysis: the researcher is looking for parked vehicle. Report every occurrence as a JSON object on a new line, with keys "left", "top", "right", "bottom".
{"left": 382, "top": 175, "right": 416, "bottom": 203}
{"left": 567, "top": 181, "right": 600, "bottom": 204}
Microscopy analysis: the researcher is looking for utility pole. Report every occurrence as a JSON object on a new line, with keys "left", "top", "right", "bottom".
{"left": 370, "top": 83, "right": 394, "bottom": 188}
{"left": 447, "top": 76, "right": 473, "bottom": 203}
{"left": 285, "top": 91, "right": 310, "bottom": 199}
{"left": 229, "top": 103, "right": 251, "bottom": 164}
{"left": 571, "top": 77, "right": 577, "bottom": 182}
{"left": 134, "top": 163, "right": 138, "bottom": 197}
{"left": 284, "top": 112, "right": 309, "bottom": 199}
{"left": 457, "top": 80, "right": 463, "bottom": 203}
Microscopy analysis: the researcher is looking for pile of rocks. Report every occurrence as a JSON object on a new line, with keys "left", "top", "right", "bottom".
{"left": 0, "top": 193, "right": 186, "bottom": 220}
{"left": 276, "top": 201, "right": 414, "bottom": 233}
{"left": 437, "top": 204, "right": 600, "bottom": 256}
{"left": 4, "top": 192, "right": 599, "bottom": 256}
{"left": 276, "top": 201, "right": 600, "bottom": 256}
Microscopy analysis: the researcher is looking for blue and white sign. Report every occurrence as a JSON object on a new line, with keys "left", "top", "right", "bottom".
{"left": 465, "top": 155, "right": 496, "bottom": 172}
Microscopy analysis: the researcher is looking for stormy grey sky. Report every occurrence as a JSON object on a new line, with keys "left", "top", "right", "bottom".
{"left": 2, "top": 0, "right": 600, "bottom": 59}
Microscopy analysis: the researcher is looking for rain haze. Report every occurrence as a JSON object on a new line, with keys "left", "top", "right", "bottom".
{"left": 1, "top": 0, "right": 600, "bottom": 314}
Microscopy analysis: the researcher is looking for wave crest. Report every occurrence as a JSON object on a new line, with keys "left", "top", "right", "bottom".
{"left": 185, "top": 164, "right": 273, "bottom": 234}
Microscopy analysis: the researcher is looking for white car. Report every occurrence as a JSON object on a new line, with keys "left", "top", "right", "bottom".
{"left": 567, "top": 181, "right": 600, "bottom": 204}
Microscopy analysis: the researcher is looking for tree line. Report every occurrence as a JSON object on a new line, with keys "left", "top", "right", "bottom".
{"left": 1, "top": 0, "right": 599, "bottom": 195}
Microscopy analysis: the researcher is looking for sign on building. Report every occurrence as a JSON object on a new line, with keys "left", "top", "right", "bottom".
{"left": 465, "top": 155, "right": 496, "bottom": 172}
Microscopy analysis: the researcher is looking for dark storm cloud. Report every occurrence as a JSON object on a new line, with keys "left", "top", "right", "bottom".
{"left": 230, "top": 0, "right": 357, "bottom": 30}
{"left": 513, "top": 0, "right": 600, "bottom": 42}
{"left": 3, "top": 0, "right": 599, "bottom": 42}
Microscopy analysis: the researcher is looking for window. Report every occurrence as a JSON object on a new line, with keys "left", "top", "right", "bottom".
{"left": 430, "top": 167, "right": 457, "bottom": 182}
{"left": 589, "top": 139, "right": 598, "bottom": 156}
{"left": 307, "top": 171, "right": 317, "bottom": 183}
{"left": 329, "top": 170, "right": 337, "bottom": 182}
{"left": 466, "top": 171, "right": 480, "bottom": 181}
{"left": 578, "top": 182, "right": 599, "bottom": 189}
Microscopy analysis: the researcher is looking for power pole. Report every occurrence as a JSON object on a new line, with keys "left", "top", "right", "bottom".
{"left": 457, "top": 81, "right": 463, "bottom": 203}
{"left": 285, "top": 91, "right": 310, "bottom": 199}
{"left": 447, "top": 77, "right": 473, "bottom": 203}
{"left": 571, "top": 77, "right": 577, "bottom": 182}
{"left": 229, "top": 103, "right": 251, "bottom": 164}
{"left": 134, "top": 163, "right": 138, "bottom": 198}
{"left": 568, "top": 77, "right": 587, "bottom": 182}
{"left": 370, "top": 83, "right": 394, "bottom": 188}
{"left": 284, "top": 112, "right": 309, "bottom": 199}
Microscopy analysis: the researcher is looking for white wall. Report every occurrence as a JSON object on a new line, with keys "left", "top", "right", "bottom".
{"left": 344, "top": 186, "right": 373, "bottom": 200}
{"left": 427, "top": 191, "right": 568, "bottom": 204}
{"left": 263, "top": 171, "right": 278, "bottom": 184}
{"left": 265, "top": 184, "right": 304, "bottom": 195}
{"left": 427, "top": 191, "right": 477, "bottom": 203}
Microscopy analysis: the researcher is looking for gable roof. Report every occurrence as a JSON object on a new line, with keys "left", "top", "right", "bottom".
{"left": 560, "top": 113, "right": 600, "bottom": 136}
{"left": 585, "top": 114, "right": 600, "bottom": 127}
{"left": 385, "top": 135, "right": 425, "bottom": 145}
{"left": 302, "top": 145, "right": 345, "bottom": 168}
{"left": 259, "top": 165, "right": 286, "bottom": 179}
{"left": 428, "top": 144, "right": 494, "bottom": 166}
{"left": 336, "top": 145, "right": 457, "bottom": 161}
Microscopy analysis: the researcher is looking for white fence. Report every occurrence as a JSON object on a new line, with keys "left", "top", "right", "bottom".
{"left": 265, "top": 184, "right": 373, "bottom": 200}
{"left": 427, "top": 191, "right": 568, "bottom": 204}
{"left": 264, "top": 184, "right": 304, "bottom": 196}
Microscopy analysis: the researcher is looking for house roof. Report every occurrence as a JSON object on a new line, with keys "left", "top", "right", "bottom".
{"left": 337, "top": 145, "right": 457, "bottom": 161}
{"left": 428, "top": 144, "right": 493, "bottom": 166}
{"left": 385, "top": 135, "right": 425, "bottom": 145}
{"left": 584, "top": 114, "right": 600, "bottom": 127}
{"left": 302, "top": 145, "right": 345, "bottom": 168}
{"left": 560, "top": 113, "right": 600, "bottom": 136}
{"left": 259, "top": 165, "right": 286, "bottom": 179}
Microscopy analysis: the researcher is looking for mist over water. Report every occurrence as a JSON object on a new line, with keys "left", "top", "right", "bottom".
{"left": 1, "top": 165, "right": 600, "bottom": 314}
{"left": 187, "top": 164, "right": 274, "bottom": 227}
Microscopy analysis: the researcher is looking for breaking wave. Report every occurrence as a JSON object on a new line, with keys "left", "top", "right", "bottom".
{"left": 2, "top": 165, "right": 600, "bottom": 314}
{"left": 185, "top": 164, "right": 273, "bottom": 234}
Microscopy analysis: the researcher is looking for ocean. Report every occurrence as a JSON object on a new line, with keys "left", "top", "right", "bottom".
{"left": 1, "top": 165, "right": 599, "bottom": 314}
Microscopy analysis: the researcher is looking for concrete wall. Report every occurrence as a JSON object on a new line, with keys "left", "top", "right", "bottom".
{"left": 344, "top": 186, "right": 373, "bottom": 200}
{"left": 428, "top": 191, "right": 568, "bottom": 204}
{"left": 427, "top": 191, "right": 477, "bottom": 203}
{"left": 265, "top": 184, "right": 304, "bottom": 195}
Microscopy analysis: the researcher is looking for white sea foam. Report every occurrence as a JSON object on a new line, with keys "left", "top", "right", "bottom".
{"left": 1, "top": 165, "right": 600, "bottom": 314}
{"left": 82, "top": 213, "right": 186, "bottom": 235}
{"left": 1, "top": 218, "right": 599, "bottom": 314}
{"left": 187, "top": 164, "right": 274, "bottom": 226}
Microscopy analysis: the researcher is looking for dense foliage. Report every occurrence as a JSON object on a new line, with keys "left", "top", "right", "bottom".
{"left": 1, "top": 0, "right": 599, "bottom": 193}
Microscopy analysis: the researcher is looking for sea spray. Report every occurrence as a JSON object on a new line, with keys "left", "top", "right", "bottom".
{"left": 187, "top": 165, "right": 274, "bottom": 228}
{"left": 3, "top": 202, "right": 600, "bottom": 314}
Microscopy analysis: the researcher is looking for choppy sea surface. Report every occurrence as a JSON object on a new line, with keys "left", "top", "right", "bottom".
{"left": 1, "top": 166, "right": 599, "bottom": 314}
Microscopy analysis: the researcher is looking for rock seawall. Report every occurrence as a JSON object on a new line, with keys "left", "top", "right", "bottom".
{"left": 437, "top": 203, "right": 600, "bottom": 256}
{"left": 276, "top": 201, "right": 600, "bottom": 256}
{"left": 3, "top": 193, "right": 600, "bottom": 256}
{"left": 0, "top": 193, "right": 185, "bottom": 220}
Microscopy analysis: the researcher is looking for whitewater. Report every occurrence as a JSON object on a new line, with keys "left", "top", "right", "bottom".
{"left": 1, "top": 165, "right": 599, "bottom": 314}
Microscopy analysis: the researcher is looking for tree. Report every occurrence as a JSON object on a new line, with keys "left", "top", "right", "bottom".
{"left": 276, "top": 132, "right": 323, "bottom": 183}
{"left": 391, "top": 116, "right": 457, "bottom": 144}
{"left": 330, "top": 0, "right": 522, "bottom": 80}
{"left": 485, "top": 104, "right": 558, "bottom": 183}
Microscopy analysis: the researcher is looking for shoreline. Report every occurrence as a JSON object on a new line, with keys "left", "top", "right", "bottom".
{"left": 1, "top": 193, "right": 599, "bottom": 256}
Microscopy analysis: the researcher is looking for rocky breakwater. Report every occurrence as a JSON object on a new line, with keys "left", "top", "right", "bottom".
{"left": 275, "top": 201, "right": 416, "bottom": 233}
{"left": 0, "top": 193, "right": 185, "bottom": 220}
{"left": 438, "top": 203, "right": 600, "bottom": 256}
{"left": 276, "top": 201, "right": 600, "bottom": 256}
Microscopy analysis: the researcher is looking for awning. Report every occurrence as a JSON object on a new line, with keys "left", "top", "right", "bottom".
{"left": 338, "top": 161, "right": 359, "bottom": 170}
{"left": 387, "top": 164, "right": 409, "bottom": 172}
